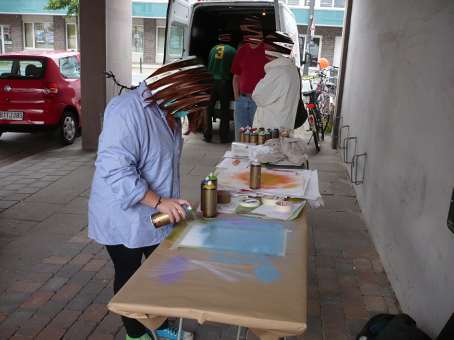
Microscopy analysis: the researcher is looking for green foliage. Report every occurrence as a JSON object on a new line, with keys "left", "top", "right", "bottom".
{"left": 46, "top": 0, "right": 79, "bottom": 16}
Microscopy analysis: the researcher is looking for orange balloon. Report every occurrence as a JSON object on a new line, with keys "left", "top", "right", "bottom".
{"left": 318, "top": 57, "right": 330, "bottom": 69}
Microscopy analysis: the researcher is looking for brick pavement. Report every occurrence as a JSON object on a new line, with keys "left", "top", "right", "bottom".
{"left": 0, "top": 134, "right": 400, "bottom": 340}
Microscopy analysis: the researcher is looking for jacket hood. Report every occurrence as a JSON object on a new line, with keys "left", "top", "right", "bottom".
{"left": 264, "top": 57, "right": 296, "bottom": 73}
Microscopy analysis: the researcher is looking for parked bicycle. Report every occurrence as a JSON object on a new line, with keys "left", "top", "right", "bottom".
{"left": 302, "top": 75, "right": 322, "bottom": 152}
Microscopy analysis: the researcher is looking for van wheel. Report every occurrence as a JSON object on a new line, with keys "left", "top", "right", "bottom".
{"left": 59, "top": 110, "right": 77, "bottom": 145}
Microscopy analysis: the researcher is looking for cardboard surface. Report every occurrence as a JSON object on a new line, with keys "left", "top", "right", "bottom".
{"left": 108, "top": 211, "right": 308, "bottom": 340}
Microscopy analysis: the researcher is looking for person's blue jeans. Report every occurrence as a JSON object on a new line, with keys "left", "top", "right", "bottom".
{"left": 234, "top": 95, "right": 257, "bottom": 141}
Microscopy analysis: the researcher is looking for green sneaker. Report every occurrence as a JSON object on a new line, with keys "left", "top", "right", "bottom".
{"left": 126, "top": 333, "right": 153, "bottom": 340}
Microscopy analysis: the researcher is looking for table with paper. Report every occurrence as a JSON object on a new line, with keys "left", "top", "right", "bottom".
{"left": 108, "top": 212, "right": 308, "bottom": 340}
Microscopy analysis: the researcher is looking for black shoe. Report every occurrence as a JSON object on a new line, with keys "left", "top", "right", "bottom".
{"left": 203, "top": 135, "right": 212, "bottom": 143}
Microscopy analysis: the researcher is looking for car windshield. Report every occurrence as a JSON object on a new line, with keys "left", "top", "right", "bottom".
{"left": 0, "top": 59, "right": 45, "bottom": 79}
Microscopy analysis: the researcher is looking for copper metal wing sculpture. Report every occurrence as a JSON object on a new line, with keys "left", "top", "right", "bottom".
{"left": 263, "top": 31, "right": 294, "bottom": 58}
{"left": 144, "top": 56, "right": 213, "bottom": 117}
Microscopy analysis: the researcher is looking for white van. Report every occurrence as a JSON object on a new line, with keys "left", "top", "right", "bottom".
{"left": 164, "top": 0, "right": 301, "bottom": 66}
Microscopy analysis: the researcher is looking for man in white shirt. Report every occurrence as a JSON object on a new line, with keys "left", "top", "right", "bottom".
{"left": 252, "top": 32, "right": 300, "bottom": 130}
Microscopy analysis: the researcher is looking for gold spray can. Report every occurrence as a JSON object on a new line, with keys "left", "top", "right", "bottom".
{"left": 250, "top": 132, "right": 258, "bottom": 145}
{"left": 150, "top": 204, "right": 193, "bottom": 228}
{"left": 249, "top": 161, "right": 262, "bottom": 189}
{"left": 239, "top": 127, "right": 245, "bottom": 142}
{"left": 201, "top": 180, "right": 217, "bottom": 218}
{"left": 257, "top": 132, "right": 266, "bottom": 145}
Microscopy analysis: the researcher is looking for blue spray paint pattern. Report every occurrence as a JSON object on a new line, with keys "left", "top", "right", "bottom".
{"left": 177, "top": 215, "right": 288, "bottom": 257}
{"left": 210, "top": 253, "right": 281, "bottom": 284}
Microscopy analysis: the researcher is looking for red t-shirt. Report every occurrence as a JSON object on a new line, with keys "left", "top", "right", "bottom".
{"left": 231, "top": 43, "right": 267, "bottom": 94}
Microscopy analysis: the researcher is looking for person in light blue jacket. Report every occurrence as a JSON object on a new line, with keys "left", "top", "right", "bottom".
{"left": 88, "top": 59, "right": 210, "bottom": 340}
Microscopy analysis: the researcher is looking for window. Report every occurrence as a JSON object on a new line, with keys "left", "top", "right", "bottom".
{"left": 287, "top": 0, "right": 300, "bottom": 6}
{"left": 334, "top": 0, "right": 345, "bottom": 7}
{"left": 66, "top": 23, "right": 77, "bottom": 50}
{"left": 24, "top": 22, "right": 54, "bottom": 49}
{"left": 156, "top": 27, "right": 165, "bottom": 63}
{"left": 304, "top": 0, "right": 311, "bottom": 6}
{"left": 0, "top": 25, "right": 13, "bottom": 53}
{"left": 132, "top": 24, "right": 144, "bottom": 53}
{"left": 168, "top": 23, "right": 185, "bottom": 59}
{"left": 320, "top": 0, "right": 333, "bottom": 7}
{"left": 59, "top": 56, "right": 80, "bottom": 79}
{"left": 299, "top": 35, "right": 322, "bottom": 67}
{"left": 0, "top": 59, "right": 44, "bottom": 79}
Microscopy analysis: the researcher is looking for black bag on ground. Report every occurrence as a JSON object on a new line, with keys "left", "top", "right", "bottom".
{"left": 357, "top": 313, "right": 432, "bottom": 340}
{"left": 294, "top": 66, "right": 307, "bottom": 129}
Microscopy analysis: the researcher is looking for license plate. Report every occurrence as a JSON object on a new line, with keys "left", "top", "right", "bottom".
{"left": 0, "top": 111, "right": 23, "bottom": 120}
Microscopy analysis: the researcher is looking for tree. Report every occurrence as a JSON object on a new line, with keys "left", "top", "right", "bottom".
{"left": 46, "top": 0, "right": 79, "bottom": 16}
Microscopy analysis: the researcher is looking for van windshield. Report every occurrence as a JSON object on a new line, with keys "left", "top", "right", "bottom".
{"left": 0, "top": 59, "right": 45, "bottom": 80}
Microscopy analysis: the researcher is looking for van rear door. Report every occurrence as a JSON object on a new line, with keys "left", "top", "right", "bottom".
{"left": 164, "top": 0, "right": 192, "bottom": 62}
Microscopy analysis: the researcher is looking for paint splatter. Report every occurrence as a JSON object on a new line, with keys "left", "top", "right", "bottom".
{"left": 209, "top": 253, "right": 281, "bottom": 284}
{"left": 158, "top": 256, "right": 190, "bottom": 284}
{"left": 234, "top": 169, "right": 298, "bottom": 189}
{"left": 255, "top": 262, "right": 280, "bottom": 284}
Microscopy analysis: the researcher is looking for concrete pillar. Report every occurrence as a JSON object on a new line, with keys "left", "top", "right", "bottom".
{"left": 144, "top": 18, "right": 156, "bottom": 64}
{"left": 80, "top": 0, "right": 132, "bottom": 151}
{"left": 53, "top": 16, "right": 66, "bottom": 50}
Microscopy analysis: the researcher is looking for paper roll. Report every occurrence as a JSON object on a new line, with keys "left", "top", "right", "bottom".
{"left": 240, "top": 198, "right": 261, "bottom": 208}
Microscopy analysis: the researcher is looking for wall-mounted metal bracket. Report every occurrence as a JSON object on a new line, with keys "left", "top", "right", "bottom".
{"left": 343, "top": 136, "right": 357, "bottom": 164}
{"left": 351, "top": 153, "right": 367, "bottom": 185}
{"left": 339, "top": 124, "right": 350, "bottom": 150}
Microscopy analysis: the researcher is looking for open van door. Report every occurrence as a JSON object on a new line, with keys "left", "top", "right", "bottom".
{"left": 164, "top": 0, "right": 191, "bottom": 63}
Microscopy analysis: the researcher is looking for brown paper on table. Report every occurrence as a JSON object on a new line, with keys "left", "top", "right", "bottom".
{"left": 108, "top": 211, "right": 308, "bottom": 340}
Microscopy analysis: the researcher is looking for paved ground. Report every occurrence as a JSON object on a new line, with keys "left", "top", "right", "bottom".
{"left": 0, "top": 130, "right": 400, "bottom": 340}
{"left": 0, "top": 132, "right": 63, "bottom": 168}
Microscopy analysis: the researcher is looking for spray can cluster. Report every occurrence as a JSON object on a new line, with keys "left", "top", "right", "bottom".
{"left": 239, "top": 126, "right": 281, "bottom": 144}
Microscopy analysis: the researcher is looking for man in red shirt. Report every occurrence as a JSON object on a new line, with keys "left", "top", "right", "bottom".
{"left": 231, "top": 17, "right": 268, "bottom": 140}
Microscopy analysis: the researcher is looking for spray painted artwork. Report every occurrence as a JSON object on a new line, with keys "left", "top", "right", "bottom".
{"left": 217, "top": 168, "right": 308, "bottom": 198}
{"left": 173, "top": 215, "right": 288, "bottom": 257}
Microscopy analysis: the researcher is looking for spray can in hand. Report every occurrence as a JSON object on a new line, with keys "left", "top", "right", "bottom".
{"left": 150, "top": 204, "right": 194, "bottom": 228}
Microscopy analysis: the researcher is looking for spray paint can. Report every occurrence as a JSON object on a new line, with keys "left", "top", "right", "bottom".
{"left": 200, "top": 176, "right": 209, "bottom": 212}
{"left": 257, "top": 131, "right": 266, "bottom": 145}
{"left": 250, "top": 131, "right": 258, "bottom": 144}
{"left": 150, "top": 204, "right": 193, "bottom": 228}
{"left": 239, "top": 127, "right": 246, "bottom": 142}
{"left": 243, "top": 130, "right": 251, "bottom": 143}
{"left": 265, "top": 129, "right": 272, "bottom": 141}
{"left": 208, "top": 172, "right": 217, "bottom": 188}
{"left": 272, "top": 128, "right": 280, "bottom": 139}
{"left": 249, "top": 161, "right": 262, "bottom": 189}
{"left": 201, "top": 180, "right": 217, "bottom": 218}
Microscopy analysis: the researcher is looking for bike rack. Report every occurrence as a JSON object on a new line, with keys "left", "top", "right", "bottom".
{"left": 339, "top": 124, "right": 350, "bottom": 150}
{"left": 343, "top": 136, "right": 357, "bottom": 164}
{"left": 350, "top": 153, "right": 367, "bottom": 185}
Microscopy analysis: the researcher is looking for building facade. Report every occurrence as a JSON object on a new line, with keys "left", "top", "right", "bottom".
{"left": 0, "top": 0, "right": 344, "bottom": 66}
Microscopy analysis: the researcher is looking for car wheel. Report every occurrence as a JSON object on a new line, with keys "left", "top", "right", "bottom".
{"left": 60, "top": 110, "right": 77, "bottom": 145}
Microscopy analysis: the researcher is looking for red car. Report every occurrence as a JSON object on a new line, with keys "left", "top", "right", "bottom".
{"left": 0, "top": 51, "right": 81, "bottom": 144}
